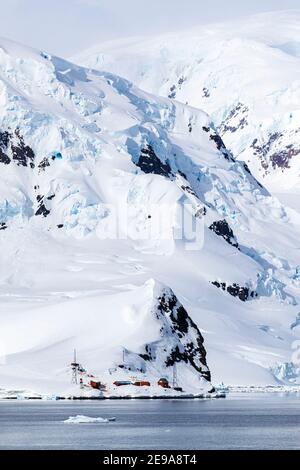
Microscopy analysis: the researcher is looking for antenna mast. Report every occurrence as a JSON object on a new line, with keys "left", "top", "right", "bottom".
{"left": 71, "top": 348, "right": 79, "bottom": 384}
{"left": 173, "top": 362, "right": 178, "bottom": 388}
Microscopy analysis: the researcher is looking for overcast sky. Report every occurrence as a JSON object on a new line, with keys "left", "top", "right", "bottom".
{"left": 0, "top": 0, "right": 299, "bottom": 57}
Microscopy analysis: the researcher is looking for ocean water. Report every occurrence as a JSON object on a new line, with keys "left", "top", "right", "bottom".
{"left": 0, "top": 394, "right": 299, "bottom": 450}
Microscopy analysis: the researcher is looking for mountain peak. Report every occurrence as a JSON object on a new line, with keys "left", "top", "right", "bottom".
{"left": 1, "top": 36, "right": 300, "bottom": 392}
{"left": 72, "top": 11, "right": 300, "bottom": 195}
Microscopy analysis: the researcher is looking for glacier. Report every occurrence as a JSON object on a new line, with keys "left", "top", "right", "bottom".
{"left": 73, "top": 10, "right": 300, "bottom": 200}
{"left": 0, "top": 35, "right": 300, "bottom": 397}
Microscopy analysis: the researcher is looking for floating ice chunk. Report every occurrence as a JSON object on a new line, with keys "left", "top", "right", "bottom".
{"left": 63, "top": 415, "right": 116, "bottom": 424}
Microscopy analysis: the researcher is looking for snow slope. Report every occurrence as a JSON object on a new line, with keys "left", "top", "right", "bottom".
{"left": 73, "top": 10, "right": 300, "bottom": 197}
{"left": 0, "top": 38, "right": 300, "bottom": 394}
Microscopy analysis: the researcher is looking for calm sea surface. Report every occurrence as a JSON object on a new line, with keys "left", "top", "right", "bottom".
{"left": 0, "top": 394, "right": 299, "bottom": 450}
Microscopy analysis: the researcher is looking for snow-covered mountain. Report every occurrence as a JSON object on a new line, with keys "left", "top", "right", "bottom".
{"left": 0, "top": 37, "right": 300, "bottom": 395}
{"left": 74, "top": 10, "right": 300, "bottom": 200}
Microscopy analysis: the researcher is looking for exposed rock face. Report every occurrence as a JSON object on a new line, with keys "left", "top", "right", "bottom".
{"left": 0, "top": 131, "right": 11, "bottom": 164}
{"left": 212, "top": 281, "right": 257, "bottom": 302}
{"left": 168, "top": 84, "right": 176, "bottom": 99}
{"left": 38, "top": 157, "right": 51, "bottom": 172}
{"left": 139, "top": 284, "right": 211, "bottom": 382}
{"left": 137, "top": 145, "right": 172, "bottom": 177}
{"left": 210, "top": 133, "right": 227, "bottom": 153}
{"left": 218, "top": 105, "right": 300, "bottom": 182}
{"left": 202, "top": 87, "right": 210, "bottom": 98}
{"left": 212, "top": 271, "right": 296, "bottom": 305}
{"left": 209, "top": 219, "right": 239, "bottom": 248}
{"left": 168, "top": 76, "right": 187, "bottom": 99}
{"left": 219, "top": 102, "right": 249, "bottom": 134}
{"left": 35, "top": 195, "right": 50, "bottom": 218}
{"left": 202, "top": 126, "right": 234, "bottom": 161}
{"left": 251, "top": 132, "right": 300, "bottom": 173}
{"left": 0, "top": 131, "right": 10, "bottom": 164}
{"left": 0, "top": 129, "right": 35, "bottom": 168}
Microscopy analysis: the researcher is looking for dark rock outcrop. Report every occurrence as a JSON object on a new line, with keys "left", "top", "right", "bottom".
{"left": 139, "top": 285, "right": 211, "bottom": 382}
{"left": 209, "top": 219, "right": 239, "bottom": 248}
{"left": 0, "top": 149, "right": 10, "bottom": 165}
{"left": 202, "top": 126, "right": 234, "bottom": 162}
{"left": 0, "top": 131, "right": 11, "bottom": 164}
{"left": 168, "top": 76, "right": 186, "bottom": 99}
{"left": 137, "top": 144, "right": 172, "bottom": 177}
{"left": 38, "top": 157, "right": 51, "bottom": 172}
{"left": 35, "top": 195, "right": 50, "bottom": 217}
{"left": 168, "top": 85, "right": 176, "bottom": 99}
{"left": 270, "top": 147, "right": 300, "bottom": 170}
{"left": 11, "top": 130, "right": 35, "bottom": 168}
{"left": 212, "top": 280, "right": 257, "bottom": 302}
{"left": 210, "top": 133, "right": 227, "bottom": 152}
{"left": 202, "top": 87, "right": 210, "bottom": 98}
{"left": 252, "top": 133, "right": 300, "bottom": 173}
{"left": 0, "top": 129, "right": 35, "bottom": 168}
{"left": 219, "top": 102, "right": 249, "bottom": 134}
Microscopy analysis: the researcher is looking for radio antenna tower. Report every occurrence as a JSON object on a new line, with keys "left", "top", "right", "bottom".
{"left": 172, "top": 362, "right": 178, "bottom": 388}
{"left": 71, "top": 349, "right": 79, "bottom": 384}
